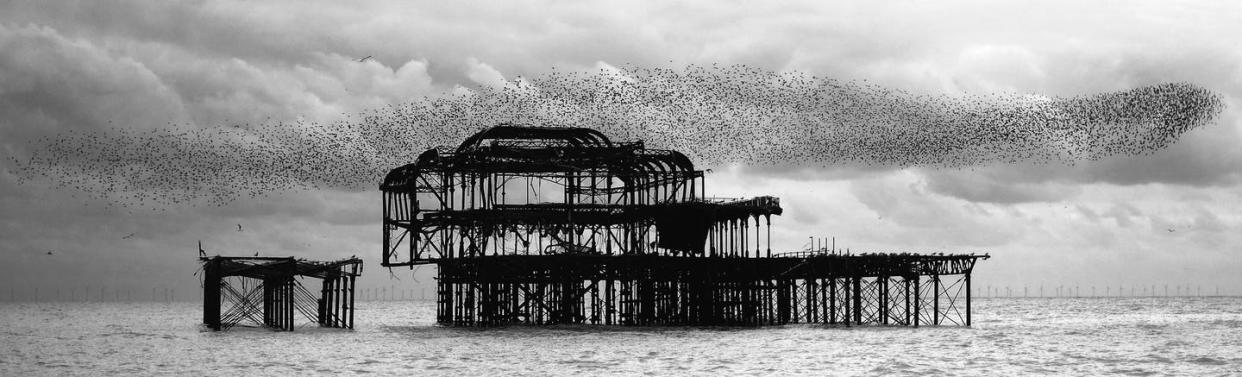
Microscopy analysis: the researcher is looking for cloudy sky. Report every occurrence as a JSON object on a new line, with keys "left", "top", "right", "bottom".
{"left": 2, "top": 0, "right": 1240, "bottom": 301}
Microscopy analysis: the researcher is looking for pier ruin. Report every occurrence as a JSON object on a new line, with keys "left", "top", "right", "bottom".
{"left": 381, "top": 124, "right": 987, "bottom": 326}
{"left": 200, "top": 256, "right": 362, "bottom": 331}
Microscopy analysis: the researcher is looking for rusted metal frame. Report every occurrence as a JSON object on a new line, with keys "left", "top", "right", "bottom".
{"left": 933, "top": 274, "right": 941, "bottom": 325}
{"left": 385, "top": 229, "right": 409, "bottom": 262}
{"left": 878, "top": 276, "right": 888, "bottom": 325}
{"left": 219, "top": 278, "right": 265, "bottom": 329}
{"left": 938, "top": 274, "right": 966, "bottom": 326}
{"left": 291, "top": 282, "right": 320, "bottom": 324}
{"left": 913, "top": 276, "right": 921, "bottom": 327}
{"left": 965, "top": 272, "right": 972, "bottom": 327}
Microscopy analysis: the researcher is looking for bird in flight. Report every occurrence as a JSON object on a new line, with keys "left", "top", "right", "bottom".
{"left": 237, "top": 224, "right": 243, "bottom": 232}
{"left": 46, "top": 250, "right": 54, "bottom": 255}
{"left": 357, "top": 55, "right": 372, "bottom": 63}
{"left": 122, "top": 232, "right": 135, "bottom": 239}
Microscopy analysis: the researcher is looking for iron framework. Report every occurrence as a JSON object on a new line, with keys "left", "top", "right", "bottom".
{"left": 201, "top": 256, "right": 363, "bottom": 331}
{"left": 381, "top": 124, "right": 986, "bottom": 326}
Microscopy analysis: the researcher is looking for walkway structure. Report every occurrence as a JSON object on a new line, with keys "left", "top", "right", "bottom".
{"left": 201, "top": 256, "right": 362, "bottom": 331}
{"left": 381, "top": 124, "right": 986, "bottom": 326}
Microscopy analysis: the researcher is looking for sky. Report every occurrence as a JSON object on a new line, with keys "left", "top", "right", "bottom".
{"left": 1, "top": 0, "right": 1240, "bottom": 301}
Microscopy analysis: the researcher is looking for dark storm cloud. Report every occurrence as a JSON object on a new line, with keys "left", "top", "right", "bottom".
{"left": 0, "top": 1, "right": 608, "bottom": 86}
{"left": 0, "top": 24, "right": 187, "bottom": 143}
{"left": 1, "top": 1, "right": 352, "bottom": 66}
{"left": 0, "top": 1, "right": 874, "bottom": 92}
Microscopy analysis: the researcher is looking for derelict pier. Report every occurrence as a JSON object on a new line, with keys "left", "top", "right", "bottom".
{"left": 381, "top": 125, "right": 986, "bottom": 326}
{"left": 200, "top": 256, "right": 362, "bottom": 331}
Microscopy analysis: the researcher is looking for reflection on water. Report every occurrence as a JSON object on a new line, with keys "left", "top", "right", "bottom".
{"left": 2, "top": 297, "right": 1241, "bottom": 376}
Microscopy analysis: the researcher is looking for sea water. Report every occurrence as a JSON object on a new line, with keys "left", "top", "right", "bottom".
{"left": 2, "top": 297, "right": 1240, "bottom": 376}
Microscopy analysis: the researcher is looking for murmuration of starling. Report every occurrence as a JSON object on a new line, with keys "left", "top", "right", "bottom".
{"left": 10, "top": 64, "right": 1225, "bottom": 207}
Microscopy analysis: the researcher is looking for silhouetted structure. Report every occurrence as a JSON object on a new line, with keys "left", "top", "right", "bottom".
{"left": 201, "top": 256, "right": 362, "bottom": 331}
{"left": 381, "top": 125, "right": 986, "bottom": 326}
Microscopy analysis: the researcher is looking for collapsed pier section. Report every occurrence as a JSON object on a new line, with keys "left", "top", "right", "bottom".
{"left": 200, "top": 256, "right": 363, "bottom": 331}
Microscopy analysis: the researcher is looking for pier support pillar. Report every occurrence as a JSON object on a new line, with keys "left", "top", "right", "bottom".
{"left": 829, "top": 278, "right": 837, "bottom": 324}
{"left": 202, "top": 258, "right": 222, "bottom": 331}
{"left": 965, "top": 272, "right": 972, "bottom": 327}
{"left": 912, "top": 277, "right": 920, "bottom": 328}
{"left": 933, "top": 274, "right": 940, "bottom": 326}
{"left": 852, "top": 276, "right": 862, "bottom": 324}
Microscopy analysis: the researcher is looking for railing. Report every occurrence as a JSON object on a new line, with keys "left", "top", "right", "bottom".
{"left": 699, "top": 196, "right": 780, "bottom": 208}
{"left": 771, "top": 250, "right": 834, "bottom": 258}
{"left": 771, "top": 250, "right": 991, "bottom": 259}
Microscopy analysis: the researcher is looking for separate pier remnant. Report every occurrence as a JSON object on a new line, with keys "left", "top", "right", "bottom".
{"left": 381, "top": 124, "right": 987, "bottom": 326}
{"left": 200, "top": 256, "right": 362, "bottom": 331}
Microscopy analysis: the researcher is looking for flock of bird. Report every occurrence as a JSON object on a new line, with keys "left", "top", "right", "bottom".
{"left": 10, "top": 64, "right": 1224, "bottom": 207}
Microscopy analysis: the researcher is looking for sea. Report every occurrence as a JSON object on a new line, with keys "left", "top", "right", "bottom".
{"left": 2, "top": 297, "right": 1240, "bottom": 376}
